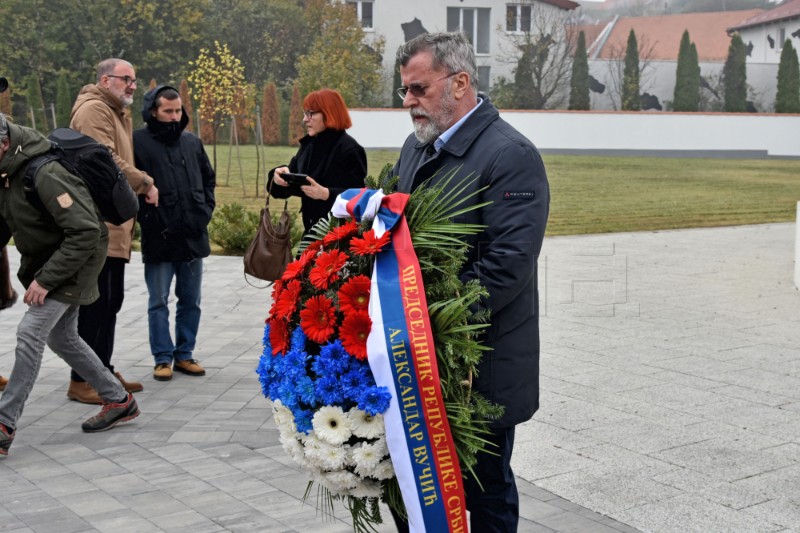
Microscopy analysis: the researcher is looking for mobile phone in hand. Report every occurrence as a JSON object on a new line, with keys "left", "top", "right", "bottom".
{"left": 279, "top": 172, "right": 310, "bottom": 186}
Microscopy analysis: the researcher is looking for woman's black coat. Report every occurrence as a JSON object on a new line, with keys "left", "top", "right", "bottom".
{"left": 268, "top": 129, "right": 367, "bottom": 234}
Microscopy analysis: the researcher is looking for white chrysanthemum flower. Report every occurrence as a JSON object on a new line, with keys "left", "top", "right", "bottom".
{"left": 371, "top": 458, "right": 395, "bottom": 480}
{"left": 305, "top": 440, "right": 348, "bottom": 471}
{"left": 372, "top": 436, "right": 388, "bottom": 457}
{"left": 312, "top": 406, "right": 352, "bottom": 446}
{"left": 325, "top": 470, "right": 360, "bottom": 491}
{"left": 352, "top": 441, "right": 384, "bottom": 476}
{"left": 281, "top": 435, "right": 308, "bottom": 467}
{"left": 271, "top": 401, "right": 296, "bottom": 433}
{"left": 349, "top": 479, "right": 382, "bottom": 499}
{"left": 348, "top": 408, "right": 385, "bottom": 439}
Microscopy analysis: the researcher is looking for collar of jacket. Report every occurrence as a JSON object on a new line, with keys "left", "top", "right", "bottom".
{"left": 411, "top": 96, "right": 499, "bottom": 158}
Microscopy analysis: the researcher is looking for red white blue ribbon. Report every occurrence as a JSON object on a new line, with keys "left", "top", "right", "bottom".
{"left": 332, "top": 189, "right": 467, "bottom": 532}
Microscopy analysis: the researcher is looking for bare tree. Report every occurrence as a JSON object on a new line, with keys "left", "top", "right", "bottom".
{"left": 601, "top": 33, "right": 658, "bottom": 110}
{"left": 496, "top": 2, "right": 580, "bottom": 109}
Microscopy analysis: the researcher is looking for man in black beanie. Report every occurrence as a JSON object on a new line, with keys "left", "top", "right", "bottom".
{"left": 133, "top": 86, "right": 215, "bottom": 383}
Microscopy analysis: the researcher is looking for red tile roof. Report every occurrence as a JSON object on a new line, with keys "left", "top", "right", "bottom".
{"left": 541, "top": 0, "right": 581, "bottom": 10}
{"left": 572, "top": 23, "right": 606, "bottom": 47}
{"left": 592, "top": 10, "right": 763, "bottom": 62}
{"left": 728, "top": 0, "right": 800, "bottom": 31}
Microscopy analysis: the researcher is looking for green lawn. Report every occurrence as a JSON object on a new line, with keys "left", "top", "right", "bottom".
{"left": 208, "top": 144, "right": 800, "bottom": 236}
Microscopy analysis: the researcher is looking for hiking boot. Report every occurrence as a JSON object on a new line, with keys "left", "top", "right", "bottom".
{"left": 174, "top": 359, "right": 205, "bottom": 376}
{"left": 81, "top": 393, "right": 140, "bottom": 433}
{"left": 115, "top": 371, "right": 143, "bottom": 393}
{"left": 153, "top": 363, "right": 173, "bottom": 381}
{"left": 0, "top": 423, "right": 14, "bottom": 456}
{"left": 0, "top": 375, "right": 8, "bottom": 392}
{"left": 67, "top": 380, "right": 102, "bottom": 405}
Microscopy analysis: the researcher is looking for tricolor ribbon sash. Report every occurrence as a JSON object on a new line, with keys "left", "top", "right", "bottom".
{"left": 332, "top": 189, "right": 467, "bottom": 533}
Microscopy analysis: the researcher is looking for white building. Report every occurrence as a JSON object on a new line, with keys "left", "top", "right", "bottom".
{"left": 346, "top": 0, "right": 579, "bottom": 98}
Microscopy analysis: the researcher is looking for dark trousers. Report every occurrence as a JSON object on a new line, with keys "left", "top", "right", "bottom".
{"left": 73, "top": 257, "right": 126, "bottom": 381}
{"left": 391, "top": 426, "right": 519, "bottom": 532}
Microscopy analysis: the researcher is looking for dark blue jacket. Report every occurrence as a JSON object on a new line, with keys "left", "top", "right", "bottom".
{"left": 133, "top": 85, "right": 215, "bottom": 263}
{"left": 393, "top": 98, "right": 549, "bottom": 427}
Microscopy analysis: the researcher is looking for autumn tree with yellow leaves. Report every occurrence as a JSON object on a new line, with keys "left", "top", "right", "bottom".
{"left": 188, "top": 41, "right": 246, "bottom": 169}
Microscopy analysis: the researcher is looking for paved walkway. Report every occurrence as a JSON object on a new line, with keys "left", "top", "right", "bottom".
{"left": 1, "top": 222, "right": 798, "bottom": 532}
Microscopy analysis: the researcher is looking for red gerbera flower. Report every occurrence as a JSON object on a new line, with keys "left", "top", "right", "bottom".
{"left": 350, "top": 229, "right": 391, "bottom": 256}
{"left": 338, "top": 275, "right": 371, "bottom": 314}
{"left": 308, "top": 249, "right": 349, "bottom": 290}
{"left": 281, "top": 259, "right": 306, "bottom": 282}
{"left": 323, "top": 220, "right": 359, "bottom": 246}
{"left": 340, "top": 311, "right": 372, "bottom": 360}
{"left": 300, "top": 295, "right": 337, "bottom": 343}
{"left": 268, "top": 318, "right": 290, "bottom": 355}
{"left": 267, "top": 279, "right": 285, "bottom": 319}
{"left": 273, "top": 279, "right": 302, "bottom": 317}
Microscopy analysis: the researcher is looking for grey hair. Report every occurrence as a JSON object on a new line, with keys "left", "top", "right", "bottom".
{"left": 96, "top": 58, "right": 131, "bottom": 83}
{"left": 0, "top": 113, "right": 8, "bottom": 143}
{"left": 396, "top": 32, "right": 479, "bottom": 92}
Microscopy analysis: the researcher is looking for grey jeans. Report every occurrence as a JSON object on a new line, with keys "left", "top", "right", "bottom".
{"left": 0, "top": 298, "right": 127, "bottom": 431}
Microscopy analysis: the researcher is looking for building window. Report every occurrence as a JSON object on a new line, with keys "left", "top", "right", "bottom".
{"left": 447, "top": 7, "right": 491, "bottom": 54}
{"left": 346, "top": 0, "right": 373, "bottom": 29}
{"left": 506, "top": 4, "right": 532, "bottom": 33}
{"left": 778, "top": 27, "right": 786, "bottom": 49}
{"left": 477, "top": 66, "right": 491, "bottom": 93}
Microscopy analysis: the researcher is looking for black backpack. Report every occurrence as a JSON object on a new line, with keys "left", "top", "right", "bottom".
{"left": 23, "top": 128, "right": 139, "bottom": 225}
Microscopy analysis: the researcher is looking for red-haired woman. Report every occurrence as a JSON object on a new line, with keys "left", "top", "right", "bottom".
{"left": 269, "top": 88, "right": 367, "bottom": 236}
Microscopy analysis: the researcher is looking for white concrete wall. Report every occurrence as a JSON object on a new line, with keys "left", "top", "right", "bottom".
{"left": 348, "top": 108, "right": 800, "bottom": 157}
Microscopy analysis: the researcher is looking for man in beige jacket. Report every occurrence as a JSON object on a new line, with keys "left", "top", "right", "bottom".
{"left": 68, "top": 58, "right": 159, "bottom": 403}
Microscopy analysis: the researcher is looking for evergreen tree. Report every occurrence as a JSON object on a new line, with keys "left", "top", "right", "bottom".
{"left": 723, "top": 33, "right": 747, "bottom": 112}
{"left": 622, "top": 30, "right": 640, "bottom": 111}
{"left": 775, "top": 39, "right": 800, "bottom": 113}
{"left": 673, "top": 30, "right": 700, "bottom": 111}
{"left": 0, "top": 86, "right": 12, "bottom": 117}
{"left": 288, "top": 82, "right": 304, "bottom": 146}
{"left": 55, "top": 71, "right": 72, "bottom": 128}
{"left": 513, "top": 42, "right": 538, "bottom": 109}
{"left": 261, "top": 82, "right": 281, "bottom": 145}
{"left": 26, "top": 73, "right": 47, "bottom": 132}
{"left": 392, "top": 56, "right": 404, "bottom": 109}
{"left": 179, "top": 79, "right": 194, "bottom": 135}
{"left": 569, "top": 31, "right": 590, "bottom": 110}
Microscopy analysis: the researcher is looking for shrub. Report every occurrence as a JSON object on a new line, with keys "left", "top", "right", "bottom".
{"left": 209, "top": 202, "right": 303, "bottom": 256}
{"left": 209, "top": 203, "right": 261, "bottom": 255}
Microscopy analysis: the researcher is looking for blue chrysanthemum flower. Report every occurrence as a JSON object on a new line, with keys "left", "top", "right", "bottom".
{"left": 262, "top": 322, "right": 270, "bottom": 348}
{"left": 315, "top": 374, "right": 344, "bottom": 405}
{"left": 340, "top": 366, "right": 370, "bottom": 402}
{"left": 290, "top": 326, "right": 307, "bottom": 351}
{"left": 357, "top": 386, "right": 392, "bottom": 416}
{"left": 295, "top": 375, "right": 317, "bottom": 407}
{"left": 312, "top": 340, "right": 351, "bottom": 376}
{"left": 294, "top": 408, "right": 314, "bottom": 434}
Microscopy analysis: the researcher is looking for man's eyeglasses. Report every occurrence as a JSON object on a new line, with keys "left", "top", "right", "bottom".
{"left": 107, "top": 75, "right": 137, "bottom": 87}
{"left": 396, "top": 72, "right": 458, "bottom": 99}
{"left": 303, "top": 110, "right": 319, "bottom": 119}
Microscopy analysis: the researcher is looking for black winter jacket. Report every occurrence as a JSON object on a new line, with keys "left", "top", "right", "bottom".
{"left": 392, "top": 98, "right": 550, "bottom": 428}
{"left": 268, "top": 129, "right": 366, "bottom": 234}
{"left": 133, "top": 85, "right": 216, "bottom": 263}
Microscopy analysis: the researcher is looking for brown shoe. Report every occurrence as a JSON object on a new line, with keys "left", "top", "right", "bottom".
{"left": 153, "top": 363, "right": 173, "bottom": 381}
{"left": 115, "top": 372, "right": 144, "bottom": 393}
{"left": 67, "top": 380, "right": 103, "bottom": 405}
{"left": 174, "top": 359, "right": 205, "bottom": 376}
{"left": 0, "top": 375, "right": 8, "bottom": 392}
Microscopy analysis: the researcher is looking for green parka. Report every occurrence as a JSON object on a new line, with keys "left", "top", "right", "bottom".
{"left": 0, "top": 122, "right": 108, "bottom": 305}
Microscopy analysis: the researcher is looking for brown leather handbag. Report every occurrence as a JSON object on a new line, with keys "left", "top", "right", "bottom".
{"left": 243, "top": 188, "right": 292, "bottom": 283}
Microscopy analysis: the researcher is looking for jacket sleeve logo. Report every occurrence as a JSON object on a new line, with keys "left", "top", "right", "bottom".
{"left": 57, "top": 193, "right": 74, "bottom": 209}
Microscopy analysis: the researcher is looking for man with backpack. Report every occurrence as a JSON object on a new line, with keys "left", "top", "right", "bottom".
{"left": 0, "top": 113, "right": 140, "bottom": 456}
{"left": 133, "top": 85, "right": 215, "bottom": 382}
{"left": 68, "top": 58, "right": 159, "bottom": 403}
